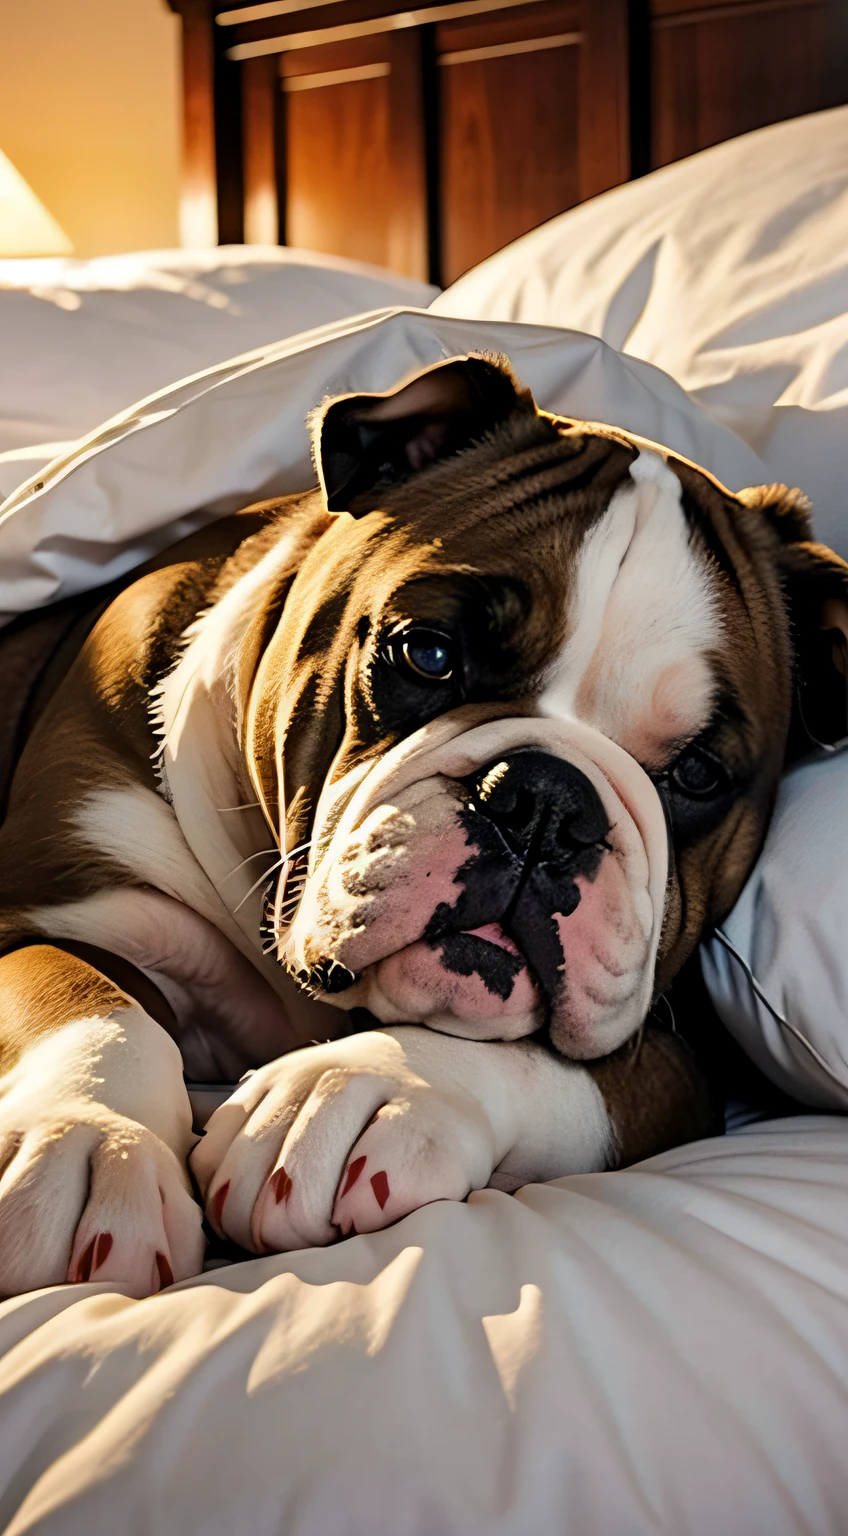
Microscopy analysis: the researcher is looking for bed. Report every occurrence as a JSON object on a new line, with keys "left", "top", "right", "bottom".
{"left": 1, "top": 82, "right": 848, "bottom": 1536}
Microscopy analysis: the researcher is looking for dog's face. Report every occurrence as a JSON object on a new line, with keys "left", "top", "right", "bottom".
{"left": 243, "top": 356, "right": 848, "bottom": 1059}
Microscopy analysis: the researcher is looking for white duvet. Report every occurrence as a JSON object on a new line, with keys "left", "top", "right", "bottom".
{"left": 2, "top": 1119, "right": 848, "bottom": 1534}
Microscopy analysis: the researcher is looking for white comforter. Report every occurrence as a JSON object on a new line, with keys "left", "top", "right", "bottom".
{"left": 1, "top": 1119, "right": 847, "bottom": 1534}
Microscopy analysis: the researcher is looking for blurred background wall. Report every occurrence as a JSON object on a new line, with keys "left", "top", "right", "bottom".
{"left": 0, "top": 0, "right": 180, "bottom": 257}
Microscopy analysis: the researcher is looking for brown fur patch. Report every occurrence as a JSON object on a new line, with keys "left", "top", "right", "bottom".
{"left": 0, "top": 502, "right": 302, "bottom": 951}
{"left": 0, "top": 943, "right": 130, "bottom": 1073}
{"left": 588, "top": 1027, "right": 715, "bottom": 1167}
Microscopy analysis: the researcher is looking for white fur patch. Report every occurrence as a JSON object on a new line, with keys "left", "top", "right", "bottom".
{"left": 539, "top": 450, "right": 720, "bottom": 765}
{"left": 74, "top": 784, "right": 239, "bottom": 940}
{"left": 150, "top": 523, "right": 316, "bottom": 950}
{"left": 69, "top": 785, "right": 290, "bottom": 1004}
{"left": 1, "top": 1004, "right": 191, "bottom": 1156}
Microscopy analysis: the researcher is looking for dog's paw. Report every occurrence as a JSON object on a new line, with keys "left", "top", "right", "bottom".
{"left": 190, "top": 1031, "right": 498, "bottom": 1252}
{"left": 0, "top": 1101, "right": 205, "bottom": 1300}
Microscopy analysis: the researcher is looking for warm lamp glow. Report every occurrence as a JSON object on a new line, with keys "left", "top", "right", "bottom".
{"left": 0, "top": 149, "right": 73, "bottom": 257}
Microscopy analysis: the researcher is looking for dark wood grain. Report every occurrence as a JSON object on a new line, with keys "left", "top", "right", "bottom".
{"left": 280, "top": 35, "right": 391, "bottom": 76}
{"left": 176, "top": 0, "right": 219, "bottom": 245}
{"left": 435, "top": 0, "right": 579, "bottom": 50}
{"left": 651, "top": 0, "right": 830, "bottom": 166}
{"left": 286, "top": 65, "right": 393, "bottom": 265}
{"left": 439, "top": 37, "right": 580, "bottom": 282}
{"left": 214, "top": 24, "right": 245, "bottom": 242}
{"left": 387, "top": 28, "right": 432, "bottom": 281}
{"left": 578, "top": 0, "right": 630, "bottom": 198}
{"left": 173, "top": 0, "right": 847, "bottom": 278}
{"left": 224, "top": 0, "right": 469, "bottom": 49}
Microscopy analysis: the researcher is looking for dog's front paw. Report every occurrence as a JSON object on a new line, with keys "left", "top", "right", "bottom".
{"left": 0, "top": 1102, "right": 205, "bottom": 1300}
{"left": 190, "top": 1031, "right": 498, "bottom": 1252}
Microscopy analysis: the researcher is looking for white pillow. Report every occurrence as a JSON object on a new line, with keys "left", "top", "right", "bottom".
{"left": 702, "top": 742, "right": 848, "bottom": 1111}
{"left": 0, "top": 442, "right": 77, "bottom": 503}
{"left": 0, "top": 307, "right": 765, "bottom": 621}
{"left": 432, "top": 108, "right": 848, "bottom": 558}
{"left": 0, "top": 246, "right": 436, "bottom": 454}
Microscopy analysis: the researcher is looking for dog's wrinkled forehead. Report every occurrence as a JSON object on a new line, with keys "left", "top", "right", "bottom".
{"left": 246, "top": 354, "right": 775, "bottom": 854}
{"left": 309, "top": 353, "right": 738, "bottom": 739}
{"left": 303, "top": 355, "right": 647, "bottom": 675}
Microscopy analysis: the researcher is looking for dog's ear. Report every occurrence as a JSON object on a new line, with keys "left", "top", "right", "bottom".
{"left": 313, "top": 353, "right": 534, "bottom": 514}
{"left": 739, "top": 483, "right": 848, "bottom": 750}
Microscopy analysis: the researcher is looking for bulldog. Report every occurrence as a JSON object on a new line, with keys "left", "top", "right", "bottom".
{"left": 0, "top": 354, "right": 846, "bottom": 1300}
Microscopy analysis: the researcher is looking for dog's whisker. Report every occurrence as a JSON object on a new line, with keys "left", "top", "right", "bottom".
{"left": 217, "top": 801, "right": 263, "bottom": 813}
{"left": 232, "top": 856, "right": 286, "bottom": 913}
{"left": 225, "top": 836, "right": 312, "bottom": 894}
{"left": 281, "top": 838, "right": 313, "bottom": 863}
{"left": 221, "top": 846, "right": 278, "bottom": 883}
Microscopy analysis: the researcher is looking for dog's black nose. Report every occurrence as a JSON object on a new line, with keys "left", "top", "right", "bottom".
{"left": 467, "top": 750, "right": 610, "bottom": 864}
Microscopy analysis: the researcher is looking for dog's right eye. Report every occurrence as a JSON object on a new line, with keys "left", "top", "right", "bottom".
{"left": 401, "top": 629, "right": 455, "bottom": 682}
{"left": 382, "top": 625, "right": 456, "bottom": 683}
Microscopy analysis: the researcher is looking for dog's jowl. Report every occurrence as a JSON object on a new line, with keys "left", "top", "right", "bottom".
{"left": 1, "top": 353, "right": 847, "bottom": 1295}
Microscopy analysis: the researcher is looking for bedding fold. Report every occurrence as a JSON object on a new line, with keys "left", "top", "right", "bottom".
{"left": 1, "top": 1118, "right": 847, "bottom": 1534}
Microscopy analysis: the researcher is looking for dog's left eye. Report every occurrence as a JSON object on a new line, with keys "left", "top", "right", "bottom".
{"left": 670, "top": 742, "right": 730, "bottom": 799}
{"left": 400, "top": 629, "right": 455, "bottom": 682}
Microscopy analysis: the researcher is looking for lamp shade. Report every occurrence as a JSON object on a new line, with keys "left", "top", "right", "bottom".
{"left": 0, "top": 149, "right": 72, "bottom": 257}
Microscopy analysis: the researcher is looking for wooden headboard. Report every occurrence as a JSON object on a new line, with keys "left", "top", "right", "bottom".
{"left": 167, "top": 0, "right": 848, "bottom": 286}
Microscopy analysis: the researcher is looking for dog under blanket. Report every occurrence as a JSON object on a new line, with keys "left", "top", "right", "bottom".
{"left": 0, "top": 351, "right": 846, "bottom": 1297}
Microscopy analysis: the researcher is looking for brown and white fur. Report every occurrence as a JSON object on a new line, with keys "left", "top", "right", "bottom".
{"left": 0, "top": 354, "right": 846, "bottom": 1299}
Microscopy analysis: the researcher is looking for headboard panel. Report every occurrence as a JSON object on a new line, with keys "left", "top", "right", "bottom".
{"left": 168, "top": 0, "right": 846, "bottom": 285}
{"left": 650, "top": 0, "right": 841, "bottom": 169}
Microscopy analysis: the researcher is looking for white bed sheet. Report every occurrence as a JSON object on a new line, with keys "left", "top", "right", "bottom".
{"left": 1, "top": 1117, "right": 847, "bottom": 1534}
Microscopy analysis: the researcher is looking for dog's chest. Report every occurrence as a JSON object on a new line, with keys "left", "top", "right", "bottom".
{"left": 0, "top": 521, "right": 347, "bottom": 1077}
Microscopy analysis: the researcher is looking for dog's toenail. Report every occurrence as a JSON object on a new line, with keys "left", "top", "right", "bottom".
{"left": 370, "top": 1170, "right": 390, "bottom": 1209}
{"left": 74, "top": 1235, "right": 97, "bottom": 1283}
{"left": 93, "top": 1232, "right": 113, "bottom": 1270}
{"left": 155, "top": 1251, "right": 174, "bottom": 1290}
{"left": 341, "top": 1155, "right": 366, "bottom": 1197}
{"left": 269, "top": 1165, "right": 293, "bottom": 1204}
{"left": 210, "top": 1180, "right": 230, "bottom": 1228}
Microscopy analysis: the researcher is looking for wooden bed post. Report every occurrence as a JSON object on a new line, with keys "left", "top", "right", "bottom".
{"left": 169, "top": 0, "right": 219, "bottom": 246}
{"left": 578, "top": 0, "right": 631, "bottom": 200}
{"left": 242, "top": 54, "right": 284, "bottom": 246}
{"left": 387, "top": 28, "right": 437, "bottom": 285}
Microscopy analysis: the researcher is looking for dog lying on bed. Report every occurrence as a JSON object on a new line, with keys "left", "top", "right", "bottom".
{"left": 0, "top": 354, "right": 846, "bottom": 1299}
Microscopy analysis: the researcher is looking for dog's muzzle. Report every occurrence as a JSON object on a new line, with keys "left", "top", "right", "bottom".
{"left": 282, "top": 714, "right": 667, "bottom": 1057}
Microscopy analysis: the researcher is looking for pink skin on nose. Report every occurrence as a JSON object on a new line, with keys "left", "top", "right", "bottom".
{"left": 326, "top": 808, "right": 473, "bottom": 976}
